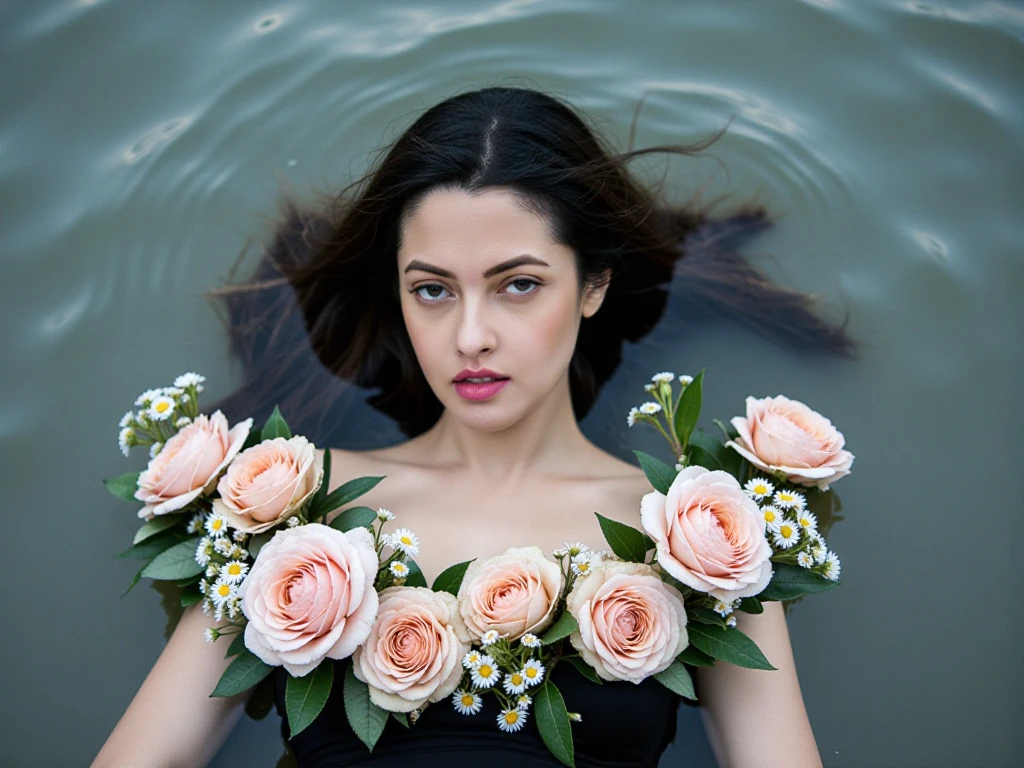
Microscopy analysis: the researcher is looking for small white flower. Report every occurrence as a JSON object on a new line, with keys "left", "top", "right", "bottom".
{"left": 796, "top": 510, "right": 818, "bottom": 534}
{"left": 227, "top": 597, "right": 242, "bottom": 619}
{"left": 186, "top": 512, "right": 205, "bottom": 534}
{"left": 822, "top": 552, "right": 841, "bottom": 581}
{"left": 726, "top": 615, "right": 737, "bottom": 628}
{"left": 812, "top": 543, "right": 828, "bottom": 565}
{"left": 232, "top": 529, "right": 248, "bottom": 543}
{"left": 174, "top": 416, "right": 192, "bottom": 428}
{"left": 761, "top": 506, "right": 784, "bottom": 533}
{"left": 452, "top": 690, "right": 482, "bottom": 715}
{"left": 773, "top": 489, "right": 801, "bottom": 509}
{"left": 522, "top": 659, "right": 545, "bottom": 687}
{"left": 520, "top": 634, "right": 541, "bottom": 648}
{"left": 220, "top": 560, "right": 249, "bottom": 584}
{"left": 390, "top": 528, "right": 419, "bottom": 557}
{"left": 173, "top": 372, "right": 206, "bottom": 389}
{"left": 470, "top": 656, "right": 500, "bottom": 688}
{"left": 200, "top": 598, "right": 212, "bottom": 616}
{"left": 651, "top": 372, "right": 675, "bottom": 383}
{"left": 713, "top": 599, "right": 734, "bottom": 617}
{"left": 797, "top": 551, "right": 814, "bottom": 568}
{"left": 205, "top": 565, "right": 218, "bottom": 578}
{"left": 209, "top": 578, "right": 236, "bottom": 608}
{"left": 675, "top": 463, "right": 684, "bottom": 471}
{"left": 205, "top": 513, "right": 229, "bottom": 538}
{"left": 481, "top": 630, "right": 500, "bottom": 646}
{"left": 568, "top": 712, "right": 583, "bottom": 722}
{"left": 462, "top": 650, "right": 483, "bottom": 670}
{"left": 118, "top": 427, "right": 134, "bottom": 457}
{"left": 638, "top": 401, "right": 662, "bottom": 415}
{"left": 376, "top": 507, "right": 394, "bottom": 522}
{"left": 773, "top": 521, "right": 801, "bottom": 549}
{"left": 389, "top": 561, "right": 409, "bottom": 578}
{"left": 497, "top": 707, "right": 528, "bottom": 733}
{"left": 147, "top": 395, "right": 176, "bottom": 422}
{"left": 503, "top": 670, "right": 528, "bottom": 695}
{"left": 230, "top": 545, "right": 248, "bottom": 560}
{"left": 199, "top": 578, "right": 209, "bottom": 595}
{"left": 213, "top": 537, "right": 234, "bottom": 557}
{"left": 118, "top": 411, "right": 134, "bottom": 428}
{"left": 563, "top": 541, "right": 588, "bottom": 557}
{"left": 204, "top": 627, "right": 219, "bottom": 643}
{"left": 552, "top": 547, "right": 569, "bottom": 558}
{"left": 195, "top": 538, "right": 213, "bottom": 566}
{"left": 286, "top": 516, "right": 300, "bottom": 528}
{"left": 516, "top": 694, "right": 533, "bottom": 710}
{"left": 627, "top": 407, "right": 639, "bottom": 427}
{"left": 678, "top": 374, "right": 694, "bottom": 385}
{"left": 149, "top": 441, "right": 163, "bottom": 458}
{"left": 643, "top": 383, "right": 656, "bottom": 392}
{"left": 571, "top": 551, "right": 593, "bottom": 577}
{"left": 134, "top": 388, "right": 161, "bottom": 407}
{"left": 744, "top": 477, "right": 774, "bottom": 500}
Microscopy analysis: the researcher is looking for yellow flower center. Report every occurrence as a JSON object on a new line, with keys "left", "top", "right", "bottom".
{"left": 227, "top": 563, "right": 241, "bottom": 575}
{"left": 577, "top": 562, "right": 589, "bottom": 573}
{"left": 525, "top": 668, "right": 537, "bottom": 679}
{"left": 779, "top": 493, "right": 793, "bottom": 502}
{"left": 754, "top": 484, "right": 767, "bottom": 495}
{"left": 780, "top": 524, "right": 793, "bottom": 538}
{"left": 511, "top": 674, "right": 524, "bottom": 686}
{"left": 461, "top": 694, "right": 475, "bottom": 707}
{"left": 212, "top": 519, "right": 223, "bottom": 531}
{"left": 799, "top": 517, "right": 810, "bottom": 527}
{"left": 764, "top": 510, "right": 776, "bottom": 522}
{"left": 400, "top": 536, "right": 412, "bottom": 546}
{"left": 479, "top": 665, "right": 493, "bottom": 678}
{"left": 217, "top": 584, "right": 231, "bottom": 597}
{"left": 504, "top": 711, "right": 520, "bottom": 725}
{"left": 155, "top": 401, "right": 171, "bottom": 413}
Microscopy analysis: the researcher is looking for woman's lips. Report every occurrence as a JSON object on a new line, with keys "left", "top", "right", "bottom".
{"left": 453, "top": 378, "right": 510, "bottom": 401}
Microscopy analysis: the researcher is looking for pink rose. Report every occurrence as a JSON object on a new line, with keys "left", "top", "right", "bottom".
{"left": 353, "top": 587, "right": 471, "bottom": 712}
{"left": 213, "top": 435, "right": 324, "bottom": 534}
{"left": 239, "top": 523, "right": 379, "bottom": 677}
{"left": 725, "top": 394, "right": 854, "bottom": 491}
{"left": 641, "top": 465, "right": 773, "bottom": 601}
{"left": 134, "top": 410, "right": 252, "bottom": 519}
{"left": 457, "top": 546, "right": 563, "bottom": 641}
{"left": 566, "top": 560, "right": 688, "bottom": 683}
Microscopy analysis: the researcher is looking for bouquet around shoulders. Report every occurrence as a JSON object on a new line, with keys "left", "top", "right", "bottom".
{"left": 106, "top": 369, "right": 852, "bottom": 767}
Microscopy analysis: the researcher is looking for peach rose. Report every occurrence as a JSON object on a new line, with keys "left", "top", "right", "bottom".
{"left": 213, "top": 435, "right": 324, "bottom": 534}
{"left": 134, "top": 410, "right": 252, "bottom": 519}
{"left": 353, "top": 586, "right": 471, "bottom": 712}
{"left": 641, "top": 465, "right": 773, "bottom": 601}
{"left": 566, "top": 560, "right": 688, "bottom": 683}
{"left": 457, "top": 546, "right": 563, "bottom": 641}
{"left": 239, "top": 523, "right": 379, "bottom": 677}
{"left": 725, "top": 394, "right": 854, "bottom": 491}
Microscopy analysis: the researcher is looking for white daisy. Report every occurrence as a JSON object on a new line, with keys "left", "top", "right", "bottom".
{"left": 675, "top": 463, "right": 684, "bottom": 471}
{"left": 227, "top": 596, "right": 242, "bottom": 619}
{"left": 376, "top": 507, "right": 394, "bottom": 522}
{"left": 643, "top": 383, "right": 656, "bottom": 392}
{"left": 462, "top": 650, "right": 483, "bottom": 670}
{"left": 639, "top": 402, "right": 662, "bottom": 415}
{"left": 200, "top": 598, "right": 212, "bottom": 616}
{"left": 570, "top": 552, "right": 593, "bottom": 577}
{"left": 520, "top": 634, "right": 541, "bottom": 648}
{"left": 286, "top": 516, "right": 300, "bottom": 527}
{"left": 678, "top": 374, "right": 694, "bottom": 385}
{"left": 173, "top": 372, "right": 206, "bottom": 389}
{"left": 452, "top": 690, "right": 482, "bottom": 715}
{"left": 195, "top": 538, "right": 213, "bottom": 566}
{"left": 118, "top": 411, "right": 134, "bottom": 428}
{"left": 220, "top": 560, "right": 249, "bottom": 584}
{"left": 174, "top": 416, "right": 192, "bottom": 428}
{"left": 149, "top": 441, "right": 163, "bottom": 458}
{"left": 186, "top": 512, "right": 205, "bottom": 534}
{"left": 773, "top": 489, "right": 801, "bottom": 509}
{"left": 773, "top": 522, "right": 800, "bottom": 549}
{"left": 497, "top": 707, "right": 528, "bottom": 733}
{"left": 209, "top": 578, "right": 236, "bottom": 609}
{"left": 199, "top": 578, "right": 209, "bottom": 595}
{"left": 822, "top": 552, "right": 841, "bottom": 581}
{"left": 230, "top": 545, "right": 248, "bottom": 560}
{"left": 796, "top": 510, "right": 818, "bottom": 534}
{"left": 726, "top": 615, "right": 737, "bottom": 628}
{"left": 797, "top": 551, "right": 814, "bottom": 568}
{"left": 147, "top": 395, "right": 176, "bottom": 422}
{"left": 712, "top": 599, "right": 734, "bottom": 617}
{"left": 118, "top": 427, "right": 134, "bottom": 457}
{"left": 205, "top": 513, "right": 228, "bottom": 538}
{"left": 812, "top": 543, "right": 828, "bottom": 565}
{"left": 563, "top": 541, "right": 589, "bottom": 557}
{"left": 213, "top": 537, "right": 234, "bottom": 557}
{"left": 204, "top": 627, "right": 219, "bottom": 643}
{"left": 651, "top": 372, "right": 675, "bottom": 383}
{"left": 744, "top": 477, "right": 774, "bottom": 500}
{"left": 134, "top": 388, "right": 162, "bottom": 407}
{"left": 481, "top": 629, "right": 500, "bottom": 646}
{"left": 205, "top": 565, "right": 218, "bottom": 578}
{"left": 516, "top": 694, "right": 533, "bottom": 710}
{"left": 389, "top": 561, "right": 409, "bottom": 578}
{"left": 552, "top": 547, "right": 569, "bottom": 558}
{"left": 503, "top": 670, "right": 528, "bottom": 695}
{"left": 232, "top": 529, "right": 248, "bottom": 543}
{"left": 522, "top": 659, "right": 545, "bottom": 687}
{"left": 761, "top": 506, "right": 784, "bottom": 533}
{"left": 390, "top": 528, "right": 420, "bottom": 557}
{"left": 470, "top": 656, "right": 500, "bottom": 688}
{"left": 627, "top": 407, "right": 639, "bottom": 427}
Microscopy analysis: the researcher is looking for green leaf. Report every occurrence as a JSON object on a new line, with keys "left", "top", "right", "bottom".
{"left": 760, "top": 562, "right": 840, "bottom": 601}
{"left": 737, "top": 596, "right": 763, "bottom": 614}
{"left": 120, "top": 564, "right": 146, "bottom": 598}
{"left": 594, "top": 513, "right": 653, "bottom": 563}
{"left": 655, "top": 660, "right": 696, "bottom": 699}
{"left": 403, "top": 559, "right": 428, "bottom": 588}
{"left": 310, "top": 447, "right": 332, "bottom": 517}
{"left": 677, "top": 644, "right": 715, "bottom": 668}
{"left": 541, "top": 612, "right": 578, "bottom": 645}
{"left": 688, "top": 607, "right": 727, "bottom": 628}
{"left": 248, "top": 532, "right": 273, "bottom": 559}
{"left": 262, "top": 404, "right": 292, "bottom": 440}
{"left": 180, "top": 589, "right": 203, "bottom": 607}
{"left": 689, "top": 430, "right": 741, "bottom": 477}
{"left": 103, "top": 471, "right": 141, "bottom": 504}
{"left": 343, "top": 663, "right": 388, "bottom": 751}
{"left": 313, "top": 476, "right": 385, "bottom": 520}
{"left": 211, "top": 649, "right": 274, "bottom": 697}
{"left": 286, "top": 661, "right": 334, "bottom": 737}
{"left": 673, "top": 368, "right": 705, "bottom": 449}
{"left": 132, "top": 515, "right": 180, "bottom": 545}
{"left": 116, "top": 528, "right": 190, "bottom": 560}
{"left": 687, "top": 624, "right": 776, "bottom": 671}
{"left": 390, "top": 711, "right": 409, "bottom": 728}
{"left": 431, "top": 559, "right": 475, "bottom": 596}
{"left": 176, "top": 574, "right": 201, "bottom": 587}
{"left": 633, "top": 450, "right": 675, "bottom": 496}
{"left": 712, "top": 418, "right": 735, "bottom": 441}
{"left": 687, "top": 444, "right": 721, "bottom": 471}
{"left": 140, "top": 537, "right": 203, "bottom": 580}
{"left": 225, "top": 632, "right": 247, "bottom": 658}
{"left": 327, "top": 506, "right": 377, "bottom": 533}
{"left": 240, "top": 427, "right": 262, "bottom": 452}
{"left": 564, "top": 655, "right": 602, "bottom": 684}
{"left": 534, "top": 681, "right": 575, "bottom": 767}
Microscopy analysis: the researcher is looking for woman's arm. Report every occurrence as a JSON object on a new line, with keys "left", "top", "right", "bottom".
{"left": 92, "top": 602, "right": 253, "bottom": 768}
{"left": 694, "top": 600, "right": 823, "bottom": 768}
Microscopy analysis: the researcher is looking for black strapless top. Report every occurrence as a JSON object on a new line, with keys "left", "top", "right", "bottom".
{"left": 273, "top": 658, "right": 685, "bottom": 767}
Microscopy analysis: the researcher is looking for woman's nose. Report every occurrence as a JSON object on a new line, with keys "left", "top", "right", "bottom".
{"left": 455, "top": 296, "right": 497, "bottom": 356}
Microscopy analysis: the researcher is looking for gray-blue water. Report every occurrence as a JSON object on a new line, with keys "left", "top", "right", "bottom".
{"left": 2, "top": 1, "right": 1021, "bottom": 765}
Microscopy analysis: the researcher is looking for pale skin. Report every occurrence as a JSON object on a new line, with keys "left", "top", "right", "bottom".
{"left": 94, "top": 187, "right": 822, "bottom": 767}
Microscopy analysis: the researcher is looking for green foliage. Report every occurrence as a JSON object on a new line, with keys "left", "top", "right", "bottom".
{"left": 563, "top": 655, "right": 602, "bottom": 684}
{"left": 225, "top": 632, "right": 247, "bottom": 658}
{"left": 343, "top": 663, "right": 389, "bottom": 751}
{"left": 654, "top": 660, "right": 696, "bottom": 699}
{"left": 687, "top": 624, "right": 776, "bottom": 671}
{"left": 211, "top": 649, "right": 274, "bottom": 697}
{"left": 633, "top": 450, "right": 675, "bottom": 495}
{"left": 286, "top": 662, "right": 334, "bottom": 737}
{"left": 116, "top": 527, "right": 189, "bottom": 560}
{"left": 311, "top": 476, "right": 385, "bottom": 521}
{"left": 431, "top": 559, "right": 475, "bottom": 596}
{"left": 403, "top": 559, "right": 428, "bottom": 588}
{"left": 673, "top": 369, "right": 705, "bottom": 449}
{"left": 132, "top": 515, "right": 180, "bottom": 545}
{"left": 760, "top": 563, "right": 840, "bottom": 601}
{"left": 677, "top": 644, "right": 715, "bottom": 668}
{"left": 140, "top": 537, "right": 203, "bottom": 580}
{"left": 534, "top": 681, "right": 575, "bottom": 767}
{"left": 261, "top": 405, "right": 292, "bottom": 441}
{"left": 541, "top": 612, "right": 578, "bottom": 645}
{"left": 103, "top": 471, "right": 141, "bottom": 504}
{"left": 327, "top": 506, "right": 377, "bottom": 533}
{"left": 594, "top": 513, "right": 653, "bottom": 563}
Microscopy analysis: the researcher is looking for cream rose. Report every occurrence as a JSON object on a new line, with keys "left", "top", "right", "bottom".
{"left": 566, "top": 560, "right": 688, "bottom": 683}
{"left": 353, "top": 586, "right": 471, "bottom": 712}
{"left": 641, "top": 465, "right": 773, "bottom": 601}
{"left": 239, "top": 523, "right": 378, "bottom": 677}
{"left": 457, "top": 546, "right": 563, "bottom": 641}
{"left": 134, "top": 410, "right": 252, "bottom": 519}
{"left": 725, "top": 394, "right": 854, "bottom": 491}
{"left": 213, "top": 435, "right": 324, "bottom": 534}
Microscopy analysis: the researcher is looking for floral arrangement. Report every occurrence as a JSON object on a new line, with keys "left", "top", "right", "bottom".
{"left": 107, "top": 369, "right": 851, "bottom": 767}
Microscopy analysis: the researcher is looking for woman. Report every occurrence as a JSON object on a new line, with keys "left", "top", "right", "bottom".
{"left": 95, "top": 86, "right": 854, "bottom": 767}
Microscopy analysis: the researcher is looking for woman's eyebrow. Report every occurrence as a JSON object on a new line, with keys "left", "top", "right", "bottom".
{"left": 403, "top": 254, "right": 550, "bottom": 279}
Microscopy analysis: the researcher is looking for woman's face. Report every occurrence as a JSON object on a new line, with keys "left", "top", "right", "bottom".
{"left": 397, "top": 186, "right": 608, "bottom": 432}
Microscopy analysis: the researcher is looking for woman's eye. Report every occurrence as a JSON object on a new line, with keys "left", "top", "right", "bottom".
{"left": 414, "top": 284, "right": 451, "bottom": 302}
{"left": 504, "top": 278, "right": 540, "bottom": 296}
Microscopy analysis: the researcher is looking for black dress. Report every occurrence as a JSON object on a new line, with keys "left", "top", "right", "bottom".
{"left": 273, "top": 658, "right": 686, "bottom": 767}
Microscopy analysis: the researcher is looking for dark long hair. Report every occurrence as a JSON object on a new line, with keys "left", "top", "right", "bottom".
{"left": 207, "top": 86, "right": 856, "bottom": 444}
